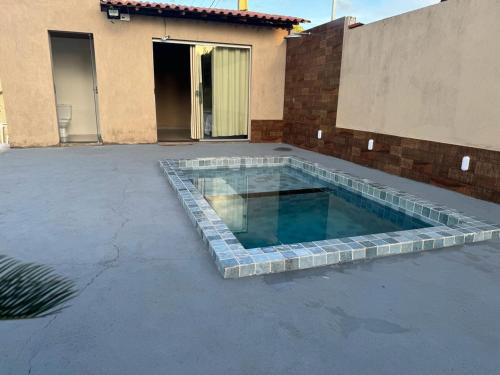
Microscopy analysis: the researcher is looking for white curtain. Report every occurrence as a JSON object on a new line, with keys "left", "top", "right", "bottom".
{"left": 190, "top": 46, "right": 203, "bottom": 140}
{"left": 212, "top": 47, "right": 250, "bottom": 137}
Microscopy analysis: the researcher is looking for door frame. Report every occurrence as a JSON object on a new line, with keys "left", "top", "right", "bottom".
{"left": 48, "top": 31, "right": 102, "bottom": 144}
{"left": 152, "top": 38, "right": 252, "bottom": 142}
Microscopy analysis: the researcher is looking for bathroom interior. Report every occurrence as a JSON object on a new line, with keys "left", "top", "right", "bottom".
{"left": 49, "top": 31, "right": 100, "bottom": 143}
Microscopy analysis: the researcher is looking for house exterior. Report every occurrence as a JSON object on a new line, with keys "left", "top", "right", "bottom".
{"left": 0, "top": 0, "right": 306, "bottom": 147}
{"left": 1, "top": 0, "right": 498, "bottom": 202}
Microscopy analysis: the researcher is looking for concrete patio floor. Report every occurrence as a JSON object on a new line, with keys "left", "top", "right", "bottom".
{"left": 0, "top": 143, "right": 499, "bottom": 375}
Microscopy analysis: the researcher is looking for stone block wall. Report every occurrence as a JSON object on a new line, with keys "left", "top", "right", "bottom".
{"left": 283, "top": 19, "right": 345, "bottom": 132}
{"left": 251, "top": 120, "right": 283, "bottom": 143}
{"left": 286, "top": 126, "right": 500, "bottom": 203}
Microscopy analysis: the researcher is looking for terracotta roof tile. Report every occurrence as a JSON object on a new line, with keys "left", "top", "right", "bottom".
{"left": 100, "top": 1, "right": 309, "bottom": 28}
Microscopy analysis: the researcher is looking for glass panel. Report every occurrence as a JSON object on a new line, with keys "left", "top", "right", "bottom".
{"left": 201, "top": 48, "right": 213, "bottom": 138}
{"left": 186, "top": 166, "right": 432, "bottom": 249}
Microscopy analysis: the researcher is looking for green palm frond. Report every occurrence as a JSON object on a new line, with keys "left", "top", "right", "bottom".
{"left": 0, "top": 255, "right": 77, "bottom": 319}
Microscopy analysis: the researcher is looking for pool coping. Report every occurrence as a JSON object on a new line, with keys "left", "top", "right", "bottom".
{"left": 159, "top": 156, "right": 500, "bottom": 279}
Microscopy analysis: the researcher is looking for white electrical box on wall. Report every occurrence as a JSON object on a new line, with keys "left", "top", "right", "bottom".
{"left": 368, "top": 139, "right": 374, "bottom": 150}
{"left": 461, "top": 156, "right": 471, "bottom": 171}
{"left": 317, "top": 130, "right": 322, "bottom": 139}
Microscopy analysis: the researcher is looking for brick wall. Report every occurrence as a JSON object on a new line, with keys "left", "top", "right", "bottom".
{"left": 288, "top": 127, "right": 500, "bottom": 203}
{"left": 280, "top": 17, "right": 500, "bottom": 203}
{"left": 251, "top": 120, "right": 283, "bottom": 143}
{"left": 283, "top": 19, "right": 345, "bottom": 132}
{"left": 250, "top": 18, "right": 345, "bottom": 146}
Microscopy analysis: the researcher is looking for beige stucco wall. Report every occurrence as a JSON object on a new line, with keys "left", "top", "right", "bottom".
{"left": 337, "top": 0, "right": 500, "bottom": 151}
{"left": 0, "top": 0, "right": 288, "bottom": 147}
{"left": 0, "top": 80, "right": 6, "bottom": 124}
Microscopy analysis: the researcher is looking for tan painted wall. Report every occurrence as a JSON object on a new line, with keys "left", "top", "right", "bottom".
{"left": 0, "top": 0, "right": 288, "bottom": 147}
{"left": 337, "top": 0, "right": 500, "bottom": 151}
{"left": 51, "top": 36, "right": 98, "bottom": 136}
{"left": 0, "top": 80, "right": 6, "bottom": 124}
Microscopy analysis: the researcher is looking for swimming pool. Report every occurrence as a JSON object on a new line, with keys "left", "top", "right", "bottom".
{"left": 185, "top": 166, "right": 432, "bottom": 248}
{"left": 160, "top": 156, "right": 499, "bottom": 278}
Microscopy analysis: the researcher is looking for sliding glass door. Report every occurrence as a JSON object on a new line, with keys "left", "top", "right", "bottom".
{"left": 190, "top": 44, "right": 250, "bottom": 140}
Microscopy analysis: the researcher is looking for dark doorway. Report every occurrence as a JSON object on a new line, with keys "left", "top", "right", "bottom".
{"left": 153, "top": 43, "right": 191, "bottom": 142}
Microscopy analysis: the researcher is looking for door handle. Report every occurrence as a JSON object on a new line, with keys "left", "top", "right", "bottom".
{"left": 196, "top": 84, "right": 203, "bottom": 104}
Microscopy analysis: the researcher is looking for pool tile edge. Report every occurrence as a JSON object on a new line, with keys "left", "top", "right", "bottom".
{"left": 159, "top": 156, "right": 500, "bottom": 279}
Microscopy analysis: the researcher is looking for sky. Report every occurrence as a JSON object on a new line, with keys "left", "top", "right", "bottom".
{"left": 172, "top": 0, "right": 439, "bottom": 27}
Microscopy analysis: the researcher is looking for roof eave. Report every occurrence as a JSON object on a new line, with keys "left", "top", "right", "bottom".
{"left": 100, "top": 3, "right": 307, "bottom": 30}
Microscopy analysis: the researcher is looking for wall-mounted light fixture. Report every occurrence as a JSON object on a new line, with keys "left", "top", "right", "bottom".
{"left": 317, "top": 130, "right": 323, "bottom": 139}
{"left": 461, "top": 156, "right": 471, "bottom": 172}
{"left": 368, "top": 139, "right": 374, "bottom": 150}
{"left": 107, "top": 7, "right": 120, "bottom": 19}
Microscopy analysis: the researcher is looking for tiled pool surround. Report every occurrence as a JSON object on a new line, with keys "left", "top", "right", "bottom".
{"left": 159, "top": 156, "right": 500, "bottom": 279}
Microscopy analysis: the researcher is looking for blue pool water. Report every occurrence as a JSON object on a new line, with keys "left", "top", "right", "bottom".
{"left": 185, "top": 166, "right": 431, "bottom": 249}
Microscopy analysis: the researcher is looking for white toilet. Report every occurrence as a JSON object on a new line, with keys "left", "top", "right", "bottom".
{"left": 56, "top": 104, "right": 72, "bottom": 142}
